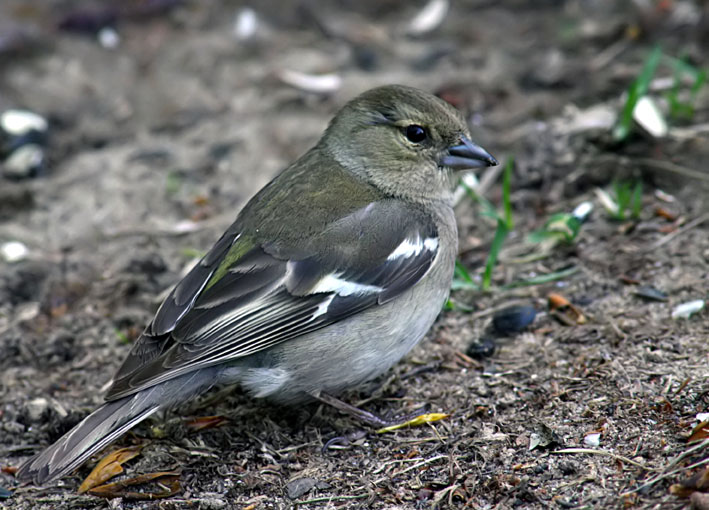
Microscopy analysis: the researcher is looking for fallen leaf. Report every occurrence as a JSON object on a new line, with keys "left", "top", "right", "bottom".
{"left": 88, "top": 470, "right": 181, "bottom": 500}
{"left": 376, "top": 413, "right": 449, "bottom": 433}
{"left": 655, "top": 206, "right": 677, "bottom": 221}
{"left": 185, "top": 415, "right": 229, "bottom": 432}
{"left": 78, "top": 446, "right": 143, "bottom": 494}
{"left": 618, "top": 274, "right": 641, "bottom": 285}
{"left": 688, "top": 421, "right": 709, "bottom": 443}
{"left": 670, "top": 467, "right": 709, "bottom": 498}
{"left": 548, "top": 292, "right": 587, "bottom": 325}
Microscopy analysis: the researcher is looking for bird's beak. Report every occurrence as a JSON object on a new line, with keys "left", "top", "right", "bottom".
{"left": 441, "top": 136, "right": 498, "bottom": 170}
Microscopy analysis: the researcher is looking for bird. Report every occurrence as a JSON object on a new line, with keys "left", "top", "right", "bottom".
{"left": 17, "top": 84, "right": 497, "bottom": 485}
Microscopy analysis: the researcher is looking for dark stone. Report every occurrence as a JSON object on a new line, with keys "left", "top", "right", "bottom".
{"left": 492, "top": 305, "right": 537, "bottom": 335}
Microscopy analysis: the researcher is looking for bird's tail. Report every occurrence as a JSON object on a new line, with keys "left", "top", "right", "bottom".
{"left": 16, "top": 369, "right": 217, "bottom": 485}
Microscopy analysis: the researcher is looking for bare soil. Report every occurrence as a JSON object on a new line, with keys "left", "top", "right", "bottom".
{"left": 1, "top": 1, "right": 709, "bottom": 509}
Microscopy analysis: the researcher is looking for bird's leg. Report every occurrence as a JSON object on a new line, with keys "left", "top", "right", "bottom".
{"left": 310, "top": 391, "right": 429, "bottom": 428}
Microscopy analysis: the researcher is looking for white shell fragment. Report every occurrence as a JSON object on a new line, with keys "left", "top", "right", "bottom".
{"left": 234, "top": 8, "right": 258, "bottom": 41}
{"left": 696, "top": 413, "right": 709, "bottom": 423}
{"left": 277, "top": 69, "right": 342, "bottom": 94}
{"left": 671, "top": 299, "right": 705, "bottom": 319}
{"left": 654, "top": 189, "right": 676, "bottom": 203}
{"left": 1, "top": 241, "right": 28, "bottom": 263}
{"left": 25, "top": 398, "right": 50, "bottom": 422}
{"left": 632, "top": 95, "right": 668, "bottom": 138}
{"left": 572, "top": 201, "right": 593, "bottom": 222}
{"left": 594, "top": 188, "right": 619, "bottom": 217}
{"left": 407, "top": 0, "right": 449, "bottom": 35}
{"left": 584, "top": 433, "right": 601, "bottom": 447}
{"left": 0, "top": 109, "right": 48, "bottom": 136}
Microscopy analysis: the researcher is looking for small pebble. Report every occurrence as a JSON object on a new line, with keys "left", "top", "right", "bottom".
{"left": 286, "top": 477, "right": 325, "bottom": 499}
{"left": 98, "top": 27, "right": 120, "bottom": 49}
{"left": 25, "top": 397, "right": 50, "bottom": 422}
{"left": 0, "top": 109, "right": 47, "bottom": 136}
{"left": 1, "top": 241, "right": 28, "bottom": 262}
{"left": 234, "top": 8, "right": 258, "bottom": 41}
{"left": 2, "top": 144, "right": 45, "bottom": 178}
{"left": 529, "top": 423, "right": 562, "bottom": 451}
{"left": 1, "top": 109, "right": 49, "bottom": 178}
{"left": 466, "top": 336, "right": 496, "bottom": 359}
{"left": 195, "top": 497, "right": 227, "bottom": 509}
{"left": 584, "top": 433, "right": 601, "bottom": 447}
{"left": 492, "top": 305, "right": 537, "bottom": 335}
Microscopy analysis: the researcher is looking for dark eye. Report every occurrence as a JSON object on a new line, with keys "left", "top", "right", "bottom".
{"left": 405, "top": 124, "right": 427, "bottom": 143}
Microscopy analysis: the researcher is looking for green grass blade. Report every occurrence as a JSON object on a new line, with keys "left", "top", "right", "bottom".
{"left": 502, "top": 157, "right": 514, "bottom": 229}
{"left": 482, "top": 220, "right": 509, "bottom": 290}
{"left": 503, "top": 266, "right": 579, "bottom": 289}
{"left": 613, "top": 45, "right": 662, "bottom": 141}
{"left": 452, "top": 260, "right": 479, "bottom": 291}
{"left": 460, "top": 179, "right": 503, "bottom": 222}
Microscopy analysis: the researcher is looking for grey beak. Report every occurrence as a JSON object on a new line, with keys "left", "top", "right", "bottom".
{"left": 441, "top": 136, "right": 498, "bottom": 169}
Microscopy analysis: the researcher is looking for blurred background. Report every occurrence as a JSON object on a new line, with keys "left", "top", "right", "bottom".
{"left": 1, "top": 1, "right": 709, "bottom": 508}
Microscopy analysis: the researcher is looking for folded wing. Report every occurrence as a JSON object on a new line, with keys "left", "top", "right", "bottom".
{"left": 105, "top": 200, "right": 439, "bottom": 401}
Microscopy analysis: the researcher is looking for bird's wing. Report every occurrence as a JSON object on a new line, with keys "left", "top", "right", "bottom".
{"left": 105, "top": 200, "right": 440, "bottom": 400}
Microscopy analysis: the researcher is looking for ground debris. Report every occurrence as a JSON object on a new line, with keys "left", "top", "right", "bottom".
{"left": 1, "top": 1, "right": 708, "bottom": 509}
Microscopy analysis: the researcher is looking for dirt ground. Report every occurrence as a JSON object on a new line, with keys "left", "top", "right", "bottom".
{"left": 1, "top": 1, "right": 709, "bottom": 509}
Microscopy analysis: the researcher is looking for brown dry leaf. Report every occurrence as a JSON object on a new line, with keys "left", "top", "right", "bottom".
{"left": 548, "top": 292, "right": 587, "bottom": 325}
{"left": 622, "top": 493, "right": 637, "bottom": 507}
{"left": 78, "top": 445, "right": 143, "bottom": 494}
{"left": 670, "top": 467, "right": 709, "bottom": 498}
{"left": 654, "top": 396, "right": 674, "bottom": 414}
{"left": 655, "top": 206, "right": 677, "bottom": 221}
{"left": 87, "top": 470, "right": 181, "bottom": 500}
{"left": 670, "top": 483, "right": 694, "bottom": 498}
{"left": 193, "top": 194, "right": 210, "bottom": 207}
{"left": 688, "top": 421, "right": 709, "bottom": 443}
{"left": 618, "top": 274, "right": 641, "bottom": 285}
{"left": 50, "top": 303, "right": 68, "bottom": 319}
{"left": 185, "top": 415, "right": 229, "bottom": 432}
{"left": 670, "top": 468, "right": 709, "bottom": 498}
{"left": 658, "top": 224, "right": 678, "bottom": 234}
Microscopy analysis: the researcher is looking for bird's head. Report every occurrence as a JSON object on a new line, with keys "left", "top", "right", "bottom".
{"left": 320, "top": 84, "right": 497, "bottom": 203}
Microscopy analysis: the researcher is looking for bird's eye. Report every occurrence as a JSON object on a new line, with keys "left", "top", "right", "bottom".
{"left": 404, "top": 124, "right": 427, "bottom": 144}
